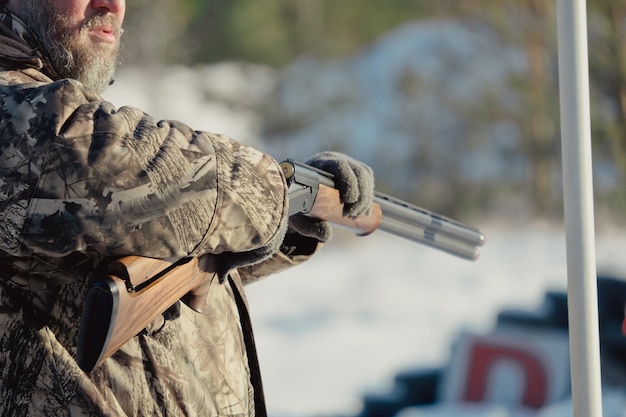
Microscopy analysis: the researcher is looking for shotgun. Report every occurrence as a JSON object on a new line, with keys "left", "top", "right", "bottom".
{"left": 76, "top": 160, "right": 485, "bottom": 372}
{"left": 281, "top": 159, "right": 485, "bottom": 260}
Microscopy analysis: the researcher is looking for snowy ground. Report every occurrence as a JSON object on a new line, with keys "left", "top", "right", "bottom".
{"left": 245, "top": 223, "right": 626, "bottom": 417}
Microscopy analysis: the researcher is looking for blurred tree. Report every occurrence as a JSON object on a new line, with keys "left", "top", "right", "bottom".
{"left": 410, "top": 1, "right": 562, "bottom": 218}
{"left": 503, "top": 1, "right": 560, "bottom": 218}
{"left": 585, "top": 0, "right": 626, "bottom": 218}
{"left": 588, "top": 0, "right": 626, "bottom": 180}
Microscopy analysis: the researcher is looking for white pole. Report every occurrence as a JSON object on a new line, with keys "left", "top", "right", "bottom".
{"left": 556, "top": 1, "right": 603, "bottom": 416}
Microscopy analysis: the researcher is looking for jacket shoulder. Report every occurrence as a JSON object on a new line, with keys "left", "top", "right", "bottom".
{"left": 0, "top": 68, "right": 53, "bottom": 86}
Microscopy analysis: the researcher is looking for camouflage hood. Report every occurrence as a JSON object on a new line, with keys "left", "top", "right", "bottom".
{"left": 0, "top": 8, "right": 60, "bottom": 78}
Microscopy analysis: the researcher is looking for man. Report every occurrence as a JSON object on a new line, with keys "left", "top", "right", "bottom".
{"left": 0, "top": 0, "right": 374, "bottom": 416}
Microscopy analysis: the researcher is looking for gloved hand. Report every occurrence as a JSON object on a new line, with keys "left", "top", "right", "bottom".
{"left": 288, "top": 214, "right": 334, "bottom": 242}
{"left": 288, "top": 151, "right": 375, "bottom": 242}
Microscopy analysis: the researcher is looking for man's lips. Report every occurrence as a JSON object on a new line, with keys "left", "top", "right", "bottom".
{"left": 89, "top": 26, "right": 117, "bottom": 44}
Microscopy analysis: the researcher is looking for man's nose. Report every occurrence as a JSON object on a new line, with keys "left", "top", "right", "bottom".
{"left": 91, "top": 0, "right": 125, "bottom": 18}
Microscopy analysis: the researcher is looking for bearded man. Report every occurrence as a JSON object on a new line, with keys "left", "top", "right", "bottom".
{"left": 0, "top": 1, "right": 374, "bottom": 416}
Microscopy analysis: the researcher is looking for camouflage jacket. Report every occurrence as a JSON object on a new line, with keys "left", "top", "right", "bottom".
{"left": 0, "top": 9, "right": 316, "bottom": 417}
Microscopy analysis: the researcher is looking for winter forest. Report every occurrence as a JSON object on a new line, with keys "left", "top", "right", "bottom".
{"left": 104, "top": 2, "right": 626, "bottom": 417}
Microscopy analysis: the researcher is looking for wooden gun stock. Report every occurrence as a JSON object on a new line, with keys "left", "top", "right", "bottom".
{"left": 77, "top": 255, "right": 217, "bottom": 372}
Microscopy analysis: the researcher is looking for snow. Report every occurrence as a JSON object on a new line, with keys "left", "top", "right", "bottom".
{"left": 245, "top": 224, "right": 626, "bottom": 417}
{"left": 103, "top": 19, "right": 626, "bottom": 417}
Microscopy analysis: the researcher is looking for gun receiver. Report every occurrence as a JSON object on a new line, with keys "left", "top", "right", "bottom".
{"left": 280, "top": 159, "right": 486, "bottom": 260}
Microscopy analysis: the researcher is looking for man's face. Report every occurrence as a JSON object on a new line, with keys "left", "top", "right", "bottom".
{"left": 19, "top": 0, "right": 126, "bottom": 93}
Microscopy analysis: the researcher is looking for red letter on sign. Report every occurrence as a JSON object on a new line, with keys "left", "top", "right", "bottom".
{"left": 463, "top": 342, "right": 548, "bottom": 409}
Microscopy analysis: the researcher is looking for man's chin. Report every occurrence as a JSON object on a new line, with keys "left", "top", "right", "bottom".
{"left": 67, "top": 51, "right": 118, "bottom": 93}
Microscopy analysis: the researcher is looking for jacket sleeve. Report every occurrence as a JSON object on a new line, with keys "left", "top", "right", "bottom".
{"left": 15, "top": 79, "right": 288, "bottom": 261}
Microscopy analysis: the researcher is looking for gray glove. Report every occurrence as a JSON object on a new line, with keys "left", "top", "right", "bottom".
{"left": 288, "top": 151, "right": 375, "bottom": 242}
{"left": 288, "top": 214, "right": 334, "bottom": 242}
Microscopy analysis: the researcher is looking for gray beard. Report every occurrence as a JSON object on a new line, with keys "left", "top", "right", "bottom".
{"left": 20, "top": 0, "right": 122, "bottom": 93}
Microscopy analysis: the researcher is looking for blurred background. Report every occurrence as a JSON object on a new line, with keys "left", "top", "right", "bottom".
{"left": 102, "top": 2, "right": 626, "bottom": 416}
{"left": 112, "top": 0, "right": 626, "bottom": 226}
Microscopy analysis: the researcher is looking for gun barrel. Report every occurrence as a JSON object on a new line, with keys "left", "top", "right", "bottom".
{"left": 378, "top": 216, "right": 480, "bottom": 260}
{"left": 374, "top": 192, "right": 486, "bottom": 247}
